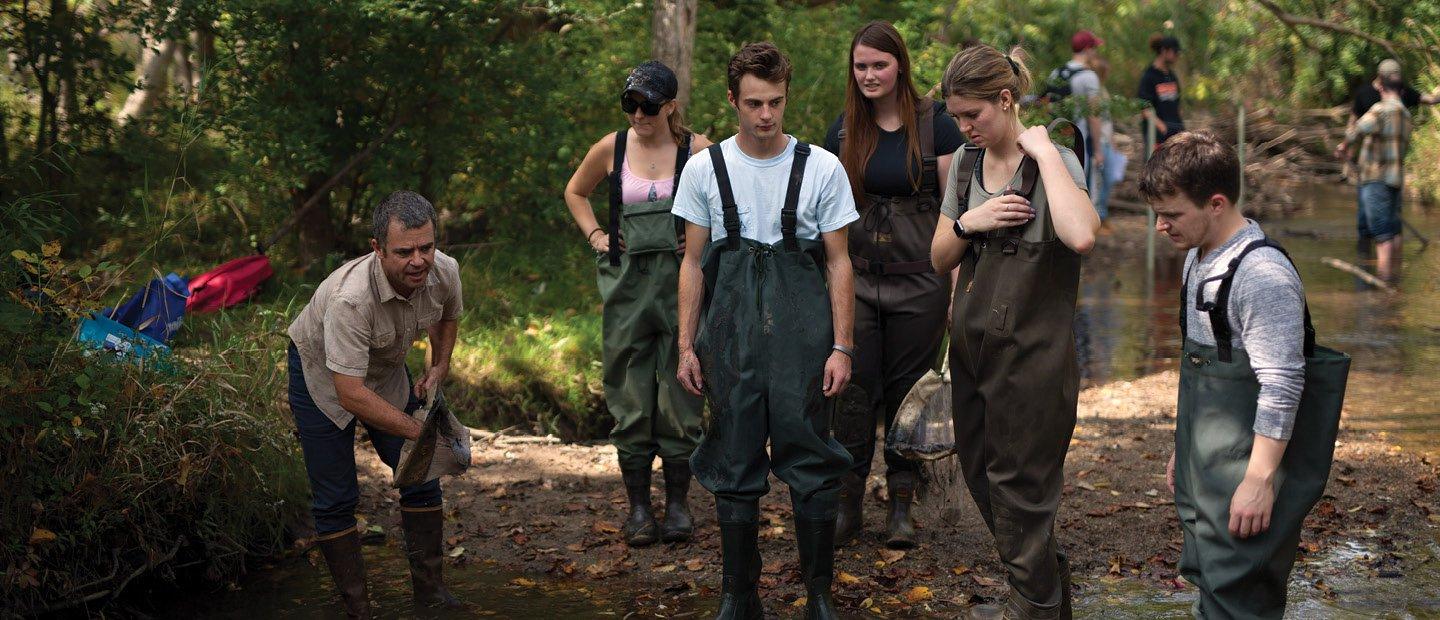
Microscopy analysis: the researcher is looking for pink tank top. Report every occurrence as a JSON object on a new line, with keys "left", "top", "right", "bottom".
{"left": 620, "top": 157, "right": 675, "bottom": 204}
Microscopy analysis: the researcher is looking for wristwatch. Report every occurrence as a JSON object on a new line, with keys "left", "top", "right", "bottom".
{"left": 953, "top": 216, "right": 979, "bottom": 240}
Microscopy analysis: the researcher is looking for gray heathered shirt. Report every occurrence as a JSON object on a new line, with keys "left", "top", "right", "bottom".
{"left": 1183, "top": 220, "right": 1306, "bottom": 440}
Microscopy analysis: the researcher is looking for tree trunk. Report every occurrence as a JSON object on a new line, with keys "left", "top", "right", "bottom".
{"left": 172, "top": 39, "right": 193, "bottom": 99}
{"left": 650, "top": 0, "right": 697, "bottom": 112}
{"left": 52, "top": 0, "right": 79, "bottom": 141}
{"left": 191, "top": 27, "right": 215, "bottom": 97}
{"left": 293, "top": 171, "right": 336, "bottom": 264}
{"left": 117, "top": 38, "right": 178, "bottom": 125}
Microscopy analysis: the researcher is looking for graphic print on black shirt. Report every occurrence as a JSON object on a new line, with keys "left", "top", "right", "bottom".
{"left": 1137, "top": 65, "right": 1183, "bottom": 140}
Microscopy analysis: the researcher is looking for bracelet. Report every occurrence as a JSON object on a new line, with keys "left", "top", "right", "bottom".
{"left": 587, "top": 228, "right": 604, "bottom": 243}
{"left": 831, "top": 344, "right": 855, "bottom": 360}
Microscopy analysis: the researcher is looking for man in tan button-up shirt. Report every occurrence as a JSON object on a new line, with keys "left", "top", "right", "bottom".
{"left": 286, "top": 190, "right": 464, "bottom": 616}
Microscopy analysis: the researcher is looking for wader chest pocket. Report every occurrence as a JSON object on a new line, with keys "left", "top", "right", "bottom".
{"left": 987, "top": 303, "right": 1011, "bottom": 337}
{"left": 620, "top": 206, "right": 680, "bottom": 255}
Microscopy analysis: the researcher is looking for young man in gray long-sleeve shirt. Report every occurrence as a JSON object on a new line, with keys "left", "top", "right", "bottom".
{"left": 1141, "top": 131, "right": 1309, "bottom": 618}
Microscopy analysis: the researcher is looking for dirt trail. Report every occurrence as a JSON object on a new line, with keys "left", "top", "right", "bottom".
{"left": 346, "top": 366, "right": 1439, "bottom": 617}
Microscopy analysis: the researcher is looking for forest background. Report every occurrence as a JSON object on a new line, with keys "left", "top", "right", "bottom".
{"left": 3, "top": 0, "right": 1438, "bottom": 613}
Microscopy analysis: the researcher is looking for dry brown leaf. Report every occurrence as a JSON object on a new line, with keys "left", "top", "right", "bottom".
{"left": 878, "top": 549, "right": 906, "bottom": 564}
{"left": 972, "top": 575, "right": 1005, "bottom": 587}
{"left": 837, "top": 571, "right": 861, "bottom": 585}
{"left": 902, "top": 586, "right": 933, "bottom": 603}
{"left": 654, "top": 564, "right": 677, "bottom": 573}
{"left": 28, "top": 528, "right": 56, "bottom": 545}
{"left": 685, "top": 558, "right": 706, "bottom": 571}
{"left": 951, "top": 565, "right": 972, "bottom": 576}
{"left": 591, "top": 520, "right": 620, "bottom": 534}
{"left": 509, "top": 577, "right": 536, "bottom": 587}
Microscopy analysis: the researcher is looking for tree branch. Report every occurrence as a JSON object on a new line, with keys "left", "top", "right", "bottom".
{"left": 1251, "top": 0, "right": 1440, "bottom": 58}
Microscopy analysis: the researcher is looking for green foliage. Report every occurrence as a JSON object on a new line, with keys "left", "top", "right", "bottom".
{"left": 0, "top": 196, "right": 306, "bottom": 613}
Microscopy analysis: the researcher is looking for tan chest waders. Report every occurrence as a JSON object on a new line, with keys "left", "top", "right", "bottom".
{"left": 948, "top": 126, "right": 1083, "bottom": 617}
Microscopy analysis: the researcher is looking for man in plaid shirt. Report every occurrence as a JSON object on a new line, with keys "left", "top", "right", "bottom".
{"left": 1343, "top": 74, "right": 1412, "bottom": 282}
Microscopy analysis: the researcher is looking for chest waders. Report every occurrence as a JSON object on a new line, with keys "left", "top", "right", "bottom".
{"left": 597, "top": 130, "right": 705, "bottom": 546}
{"left": 832, "top": 100, "right": 951, "bottom": 549}
{"left": 1175, "top": 238, "right": 1349, "bottom": 619}
{"left": 948, "top": 139, "right": 1081, "bottom": 619}
{"left": 689, "top": 142, "right": 851, "bottom": 620}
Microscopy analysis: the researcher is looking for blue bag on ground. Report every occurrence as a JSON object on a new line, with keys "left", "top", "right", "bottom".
{"left": 102, "top": 272, "right": 190, "bottom": 343}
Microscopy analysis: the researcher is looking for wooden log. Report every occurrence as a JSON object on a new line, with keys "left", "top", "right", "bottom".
{"left": 1321, "top": 257, "right": 1396, "bottom": 293}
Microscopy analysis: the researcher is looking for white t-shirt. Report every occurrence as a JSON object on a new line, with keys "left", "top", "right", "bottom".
{"left": 672, "top": 135, "right": 858, "bottom": 244}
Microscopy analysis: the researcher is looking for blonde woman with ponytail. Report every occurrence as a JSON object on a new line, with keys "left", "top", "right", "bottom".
{"left": 930, "top": 44, "right": 1098, "bottom": 620}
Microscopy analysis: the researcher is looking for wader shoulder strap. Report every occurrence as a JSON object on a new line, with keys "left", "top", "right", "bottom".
{"left": 1188, "top": 237, "right": 1317, "bottom": 362}
{"left": 918, "top": 99, "right": 939, "bottom": 197}
{"left": 708, "top": 144, "right": 742, "bottom": 249}
{"left": 674, "top": 132, "right": 692, "bottom": 188}
{"left": 782, "top": 142, "right": 812, "bottom": 251}
{"left": 952, "top": 145, "right": 981, "bottom": 211}
{"left": 1010, "top": 118, "right": 1086, "bottom": 201}
{"left": 608, "top": 129, "right": 627, "bottom": 266}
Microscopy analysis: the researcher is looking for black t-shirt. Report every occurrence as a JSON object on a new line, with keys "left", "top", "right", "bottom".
{"left": 1137, "top": 66, "right": 1183, "bottom": 139}
{"left": 1351, "top": 81, "right": 1423, "bottom": 117}
{"left": 823, "top": 100, "right": 966, "bottom": 197}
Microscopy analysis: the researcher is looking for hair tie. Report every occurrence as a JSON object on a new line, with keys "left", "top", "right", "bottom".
{"left": 1006, "top": 55, "right": 1020, "bottom": 75}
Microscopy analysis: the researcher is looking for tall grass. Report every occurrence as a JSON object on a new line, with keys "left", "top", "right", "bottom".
{"left": 0, "top": 195, "right": 308, "bottom": 614}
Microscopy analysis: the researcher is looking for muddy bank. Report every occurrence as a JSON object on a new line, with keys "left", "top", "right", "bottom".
{"left": 331, "top": 363, "right": 1438, "bottom": 617}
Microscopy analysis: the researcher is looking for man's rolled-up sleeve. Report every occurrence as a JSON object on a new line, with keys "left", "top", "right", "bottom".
{"left": 324, "top": 298, "right": 371, "bottom": 377}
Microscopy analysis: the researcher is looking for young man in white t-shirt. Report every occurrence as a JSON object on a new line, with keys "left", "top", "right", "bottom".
{"left": 672, "top": 42, "right": 858, "bottom": 620}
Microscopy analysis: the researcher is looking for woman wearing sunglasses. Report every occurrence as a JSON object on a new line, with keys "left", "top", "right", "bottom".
{"left": 564, "top": 61, "right": 713, "bottom": 547}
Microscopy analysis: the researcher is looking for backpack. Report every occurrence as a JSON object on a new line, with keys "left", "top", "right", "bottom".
{"left": 186, "top": 255, "right": 275, "bottom": 313}
{"left": 102, "top": 272, "right": 190, "bottom": 343}
{"left": 1040, "top": 65, "right": 1084, "bottom": 105}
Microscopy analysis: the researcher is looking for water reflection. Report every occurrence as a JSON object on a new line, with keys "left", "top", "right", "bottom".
{"left": 1072, "top": 185, "right": 1439, "bottom": 456}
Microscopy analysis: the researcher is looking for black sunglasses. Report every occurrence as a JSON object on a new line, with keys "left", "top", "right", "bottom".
{"left": 621, "top": 96, "right": 665, "bottom": 116}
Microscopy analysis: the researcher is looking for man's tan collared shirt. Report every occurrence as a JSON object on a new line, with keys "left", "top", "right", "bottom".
{"left": 288, "top": 250, "right": 463, "bottom": 428}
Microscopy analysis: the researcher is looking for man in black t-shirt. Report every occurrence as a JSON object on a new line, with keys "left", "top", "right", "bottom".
{"left": 1340, "top": 59, "right": 1438, "bottom": 168}
{"left": 1350, "top": 59, "right": 1439, "bottom": 118}
{"left": 1138, "top": 35, "right": 1183, "bottom": 145}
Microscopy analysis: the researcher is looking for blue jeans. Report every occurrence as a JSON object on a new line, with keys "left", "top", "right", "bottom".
{"left": 1088, "top": 142, "right": 1117, "bottom": 221}
{"left": 1357, "top": 181, "right": 1402, "bottom": 242}
{"left": 288, "top": 342, "right": 441, "bottom": 535}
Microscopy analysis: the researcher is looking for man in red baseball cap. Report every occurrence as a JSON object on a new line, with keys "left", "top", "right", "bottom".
{"left": 1072, "top": 30, "right": 1103, "bottom": 53}
{"left": 1045, "top": 30, "right": 1106, "bottom": 181}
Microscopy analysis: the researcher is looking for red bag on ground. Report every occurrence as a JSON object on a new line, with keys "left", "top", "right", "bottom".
{"left": 185, "top": 255, "right": 274, "bottom": 313}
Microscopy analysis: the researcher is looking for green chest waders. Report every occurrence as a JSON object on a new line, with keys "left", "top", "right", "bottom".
{"left": 687, "top": 142, "right": 854, "bottom": 524}
{"left": 1175, "top": 238, "right": 1349, "bottom": 620}
{"left": 835, "top": 101, "right": 952, "bottom": 482}
{"left": 596, "top": 130, "right": 704, "bottom": 472}
{"left": 947, "top": 143, "right": 1081, "bottom": 618}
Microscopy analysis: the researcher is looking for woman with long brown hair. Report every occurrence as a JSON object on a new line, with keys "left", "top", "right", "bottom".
{"left": 931, "top": 43, "right": 1097, "bottom": 619}
{"left": 563, "top": 61, "right": 712, "bottom": 549}
{"left": 822, "top": 20, "right": 965, "bottom": 550}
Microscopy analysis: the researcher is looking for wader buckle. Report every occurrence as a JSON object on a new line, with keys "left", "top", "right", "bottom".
{"left": 865, "top": 260, "right": 888, "bottom": 275}
{"left": 1001, "top": 239, "right": 1020, "bottom": 255}
{"left": 1187, "top": 353, "right": 1207, "bottom": 367}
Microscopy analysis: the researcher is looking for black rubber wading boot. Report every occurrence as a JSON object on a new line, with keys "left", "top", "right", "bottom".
{"left": 883, "top": 471, "right": 917, "bottom": 549}
{"left": 833, "top": 471, "right": 865, "bottom": 547}
{"left": 660, "top": 460, "right": 695, "bottom": 542}
{"left": 795, "top": 518, "right": 840, "bottom": 620}
{"left": 714, "top": 521, "right": 763, "bottom": 620}
{"left": 400, "top": 508, "right": 465, "bottom": 609}
{"left": 316, "top": 528, "right": 371, "bottom": 619}
{"left": 620, "top": 466, "right": 660, "bottom": 546}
